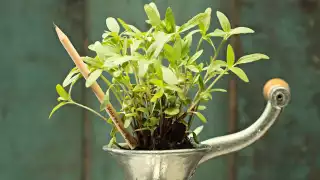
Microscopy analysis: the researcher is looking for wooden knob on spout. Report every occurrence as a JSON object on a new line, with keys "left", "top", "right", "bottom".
{"left": 263, "top": 78, "right": 290, "bottom": 107}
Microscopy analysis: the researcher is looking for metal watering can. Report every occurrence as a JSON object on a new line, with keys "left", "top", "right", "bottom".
{"left": 103, "top": 78, "right": 291, "bottom": 180}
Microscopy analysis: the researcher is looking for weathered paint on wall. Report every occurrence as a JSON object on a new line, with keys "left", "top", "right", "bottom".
{"left": 236, "top": 0, "right": 320, "bottom": 180}
{"left": 0, "top": 0, "right": 86, "bottom": 179}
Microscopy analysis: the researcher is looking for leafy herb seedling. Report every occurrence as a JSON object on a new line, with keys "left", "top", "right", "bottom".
{"left": 50, "top": 2, "right": 269, "bottom": 150}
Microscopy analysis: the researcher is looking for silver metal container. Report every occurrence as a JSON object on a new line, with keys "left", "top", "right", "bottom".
{"left": 103, "top": 78, "right": 291, "bottom": 180}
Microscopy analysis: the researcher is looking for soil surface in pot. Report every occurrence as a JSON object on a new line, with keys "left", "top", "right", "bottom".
{"left": 133, "top": 121, "right": 194, "bottom": 150}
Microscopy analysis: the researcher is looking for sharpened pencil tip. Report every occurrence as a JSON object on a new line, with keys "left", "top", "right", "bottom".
{"left": 53, "top": 24, "right": 67, "bottom": 41}
{"left": 53, "top": 22, "right": 57, "bottom": 28}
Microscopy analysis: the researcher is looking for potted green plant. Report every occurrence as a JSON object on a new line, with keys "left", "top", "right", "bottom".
{"left": 50, "top": 3, "right": 291, "bottom": 180}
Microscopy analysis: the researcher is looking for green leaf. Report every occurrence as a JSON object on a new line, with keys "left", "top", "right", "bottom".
{"left": 132, "top": 85, "right": 146, "bottom": 92}
{"left": 117, "top": 18, "right": 136, "bottom": 33}
{"left": 86, "top": 69, "right": 103, "bottom": 87}
{"left": 57, "top": 97, "right": 65, "bottom": 102}
{"left": 100, "top": 88, "right": 110, "bottom": 111}
{"left": 179, "top": 13, "right": 207, "bottom": 33}
{"left": 62, "top": 67, "right": 80, "bottom": 87}
{"left": 227, "top": 44, "right": 235, "bottom": 67}
{"left": 149, "top": 2, "right": 160, "bottom": 17}
{"left": 150, "top": 79, "right": 164, "bottom": 87}
{"left": 128, "top": 25, "right": 141, "bottom": 33}
{"left": 197, "top": 105, "right": 206, "bottom": 110}
{"left": 185, "top": 29, "right": 201, "bottom": 38}
{"left": 194, "top": 112, "right": 207, "bottom": 123}
{"left": 138, "top": 60, "right": 150, "bottom": 77}
{"left": 88, "top": 41, "right": 118, "bottom": 57}
{"left": 236, "top": 53, "right": 270, "bottom": 65}
{"left": 147, "top": 32, "right": 172, "bottom": 59}
{"left": 181, "top": 37, "right": 192, "bottom": 57}
{"left": 136, "top": 107, "right": 148, "bottom": 113}
{"left": 229, "top": 66, "right": 249, "bottom": 82}
{"left": 198, "top": 76, "right": 204, "bottom": 90}
{"left": 216, "top": 11, "right": 231, "bottom": 32}
{"left": 124, "top": 118, "right": 133, "bottom": 128}
{"left": 204, "top": 59, "right": 227, "bottom": 74}
{"left": 173, "top": 37, "right": 182, "bottom": 61}
{"left": 122, "top": 37, "right": 128, "bottom": 55}
{"left": 151, "top": 88, "right": 164, "bottom": 102}
{"left": 193, "top": 74, "right": 200, "bottom": 84}
{"left": 206, "top": 62, "right": 222, "bottom": 74}
{"left": 110, "top": 126, "right": 118, "bottom": 136}
{"left": 165, "top": 7, "right": 176, "bottom": 33}
{"left": 230, "top": 27, "right": 254, "bottom": 35}
{"left": 164, "top": 84, "right": 183, "bottom": 93}
{"left": 82, "top": 56, "right": 103, "bottom": 68}
{"left": 125, "top": 113, "right": 137, "bottom": 117}
{"left": 117, "top": 18, "right": 132, "bottom": 32}
{"left": 178, "top": 91, "right": 187, "bottom": 101}
{"left": 187, "top": 65, "right": 200, "bottom": 73}
{"left": 103, "top": 55, "right": 133, "bottom": 68}
{"left": 107, "top": 136, "right": 116, "bottom": 148}
{"left": 162, "top": 66, "right": 179, "bottom": 85}
{"left": 102, "top": 31, "right": 111, "bottom": 39}
{"left": 112, "top": 70, "right": 122, "bottom": 77}
{"left": 148, "top": 117, "right": 159, "bottom": 126}
{"left": 164, "top": 44, "right": 175, "bottom": 63}
{"left": 106, "top": 17, "right": 120, "bottom": 34}
{"left": 210, "top": 88, "right": 227, "bottom": 92}
{"left": 56, "top": 84, "right": 69, "bottom": 100}
{"left": 193, "top": 125, "right": 204, "bottom": 136}
{"left": 154, "top": 58, "right": 163, "bottom": 78}
{"left": 130, "top": 40, "right": 142, "bottom": 55}
{"left": 213, "top": 60, "right": 228, "bottom": 66}
{"left": 164, "top": 107, "right": 180, "bottom": 116}
{"left": 199, "top": 8, "right": 212, "bottom": 34}
{"left": 49, "top": 102, "right": 69, "bottom": 118}
{"left": 189, "top": 50, "right": 203, "bottom": 64}
{"left": 200, "top": 91, "right": 212, "bottom": 101}
{"left": 63, "top": 73, "right": 80, "bottom": 87}
{"left": 207, "top": 29, "right": 226, "bottom": 37}
{"left": 203, "top": 36, "right": 215, "bottom": 50}
{"left": 106, "top": 118, "right": 113, "bottom": 125}
{"left": 144, "top": 3, "right": 161, "bottom": 26}
{"left": 191, "top": 132, "right": 200, "bottom": 144}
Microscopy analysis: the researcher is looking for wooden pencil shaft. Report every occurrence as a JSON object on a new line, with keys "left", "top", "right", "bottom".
{"left": 55, "top": 26, "right": 137, "bottom": 149}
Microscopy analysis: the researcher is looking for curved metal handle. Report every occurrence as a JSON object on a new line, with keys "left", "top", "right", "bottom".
{"left": 199, "top": 78, "right": 291, "bottom": 164}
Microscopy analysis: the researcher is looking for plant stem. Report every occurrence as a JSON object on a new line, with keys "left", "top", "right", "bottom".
{"left": 159, "top": 97, "right": 163, "bottom": 136}
{"left": 196, "top": 37, "right": 203, "bottom": 52}
{"left": 185, "top": 39, "right": 227, "bottom": 127}
{"left": 191, "top": 68, "right": 229, "bottom": 111}
{"left": 204, "top": 39, "right": 226, "bottom": 81}
{"left": 71, "top": 101, "right": 109, "bottom": 122}
{"left": 101, "top": 75, "right": 122, "bottom": 104}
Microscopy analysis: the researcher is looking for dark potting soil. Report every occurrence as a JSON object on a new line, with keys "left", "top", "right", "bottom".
{"left": 133, "top": 121, "right": 195, "bottom": 150}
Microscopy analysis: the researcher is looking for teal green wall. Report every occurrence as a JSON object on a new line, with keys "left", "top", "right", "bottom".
{"left": 1, "top": 0, "right": 319, "bottom": 180}
{"left": 0, "top": 0, "right": 85, "bottom": 180}
{"left": 237, "top": 0, "right": 320, "bottom": 179}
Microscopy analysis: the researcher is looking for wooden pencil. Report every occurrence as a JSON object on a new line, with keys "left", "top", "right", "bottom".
{"left": 54, "top": 25, "right": 137, "bottom": 149}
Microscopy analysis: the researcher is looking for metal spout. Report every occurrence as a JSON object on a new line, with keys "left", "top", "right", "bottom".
{"left": 103, "top": 144, "right": 211, "bottom": 180}
{"left": 199, "top": 78, "right": 291, "bottom": 164}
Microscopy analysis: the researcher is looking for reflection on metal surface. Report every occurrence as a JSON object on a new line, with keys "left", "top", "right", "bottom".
{"left": 104, "top": 144, "right": 211, "bottom": 180}
{"left": 103, "top": 81, "right": 291, "bottom": 180}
